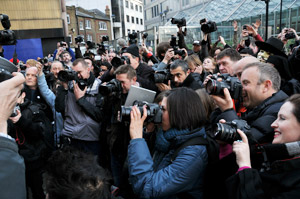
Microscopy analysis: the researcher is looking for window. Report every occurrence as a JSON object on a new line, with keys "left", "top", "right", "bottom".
{"left": 125, "top": 0, "right": 129, "bottom": 8}
{"left": 131, "top": 16, "right": 134, "bottom": 23}
{"left": 99, "top": 22, "right": 107, "bottom": 30}
{"left": 151, "top": 5, "right": 159, "bottom": 18}
{"left": 135, "top": 5, "right": 138, "bottom": 11}
{"left": 79, "top": 21, "right": 84, "bottom": 30}
{"left": 139, "top": 6, "right": 142, "bottom": 12}
{"left": 85, "top": 20, "right": 91, "bottom": 29}
{"left": 87, "top": 34, "right": 92, "bottom": 41}
{"left": 131, "top": 2, "right": 133, "bottom": 9}
{"left": 140, "top": 19, "right": 143, "bottom": 25}
{"left": 126, "top": 15, "right": 130, "bottom": 22}
{"left": 68, "top": 35, "right": 72, "bottom": 44}
{"left": 67, "top": 14, "right": 70, "bottom": 24}
{"left": 136, "top": 17, "right": 139, "bottom": 24}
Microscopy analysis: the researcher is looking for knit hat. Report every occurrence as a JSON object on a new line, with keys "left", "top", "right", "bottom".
{"left": 123, "top": 44, "right": 140, "bottom": 57}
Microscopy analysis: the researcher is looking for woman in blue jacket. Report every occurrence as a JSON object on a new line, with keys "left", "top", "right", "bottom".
{"left": 128, "top": 87, "right": 208, "bottom": 199}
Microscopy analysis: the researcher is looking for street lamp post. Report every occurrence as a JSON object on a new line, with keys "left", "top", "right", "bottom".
{"left": 255, "top": 0, "right": 270, "bottom": 40}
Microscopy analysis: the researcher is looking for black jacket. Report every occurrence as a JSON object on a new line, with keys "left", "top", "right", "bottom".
{"left": 226, "top": 157, "right": 300, "bottom": 199}
{"left": 135, "top": 62, "right": 157, "bottom": 91}
{"left": 8, "top": 99, "right": 54, "bottom": 171}
{"left": 212, "top": 91, "right": 288, "bottom": 143}
{"left": 172, "top": 73, "right": 202, "bottom": 90}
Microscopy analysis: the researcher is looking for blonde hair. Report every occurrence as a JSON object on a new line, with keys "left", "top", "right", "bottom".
{"left": 185, "top": 54, "right": 202, "bottom": 70}
{"left": 26, "top": 59, "right": 38, "bottom": 67}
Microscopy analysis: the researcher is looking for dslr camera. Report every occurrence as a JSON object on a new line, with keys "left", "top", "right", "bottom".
{"left": 57, "top": 70, "right": 88, "bottom": 91}
{"left": 142, "top": 32, "right": 148, "bottom": 39}
{"left": 200, "top": 18, "right": 217, "bottom": 34}
{"left": 120, "top": 101, "right": 162, "bottom": 123}
{"left": 110, "top": 56, "right": 130, "bottom": 69}
{"left": 102, "top": 35, "right": 109, "bottom": 42}
{"left": 205, "top": 74, "right": 242, "bottom": 100}
{"left": 171, "top": 17, "right": 186, "bottom": 27}
{"left": 0, "top": 14, "right": 16, "bottom": 45}
{"left": 75, "top": 35, "right": 83, "bottom": 43}
{"left": 170, "top": 35, "right": 186, "bottom": 57}
{"left": 212, "top": 119, "right": 251, "bottom": 144}
{"left": 98, "top": 78, "right": 122, "bottom": 96}
{"left": 154, "top": 69, "right": 172, "bottom": 84}
{"left": 128, "top": 31, "right": 138, "bottom": 45}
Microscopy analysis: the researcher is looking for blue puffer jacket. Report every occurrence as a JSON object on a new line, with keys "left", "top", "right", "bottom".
{"left": 128, "top": 128, "right": 208, "bottom": 199}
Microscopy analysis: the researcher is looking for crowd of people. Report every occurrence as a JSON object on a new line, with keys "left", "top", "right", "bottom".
{"left": 0, "top": 19, "right": 300, "bottom": 199}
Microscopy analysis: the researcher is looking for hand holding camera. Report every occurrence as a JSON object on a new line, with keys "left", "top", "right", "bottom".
{"left": 129, "top": 105, "right": 147, "bottom": 140}
{"left": 232, "top": 129, "right": 251, "bottom": 168}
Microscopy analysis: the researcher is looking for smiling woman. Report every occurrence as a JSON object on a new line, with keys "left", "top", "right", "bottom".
{"left": 227, "top": 94, "right": 300, "bottom": 199}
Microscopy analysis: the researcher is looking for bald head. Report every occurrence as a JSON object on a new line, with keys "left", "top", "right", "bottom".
{"left": 233, "top": 57, "right": 259, "bottom": 80}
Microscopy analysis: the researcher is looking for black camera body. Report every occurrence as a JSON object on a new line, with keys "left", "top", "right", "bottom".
{"left": 154, "top": 69, "right": 172, "bottom": 84}
{"left": 142, "top": 32, "right": 148, "bottom": 39}
{"left": 57, "top": 70, "right": 87, "bottom": 91}
{"left": 75, "top": 36, "right": 83, "bottom": 43}
{"left": 121, "top": 101, "right": 162, "bottom": 124}
{"left": 206, "top": 74, "right": 242, "bottom": 100}
{"left": 102, "top": 35, "right": 109, "bottom": 42}
{"left": 98, "top": 78, "right": 122, "bottom": 96}
{"left": 128, "top": 31, "right": 138, "bottom": 45}
{"left": 110, "top": 56, "right": 130, "bottom": 69}
{"left": 170, "top": 35, "right": 186, "bottom": 57}
{"left": 213, "top": 119, "right": 251, "bottom": 144}
{"left": 86, "top": 41, "right": 96, "bottom": 49}
{"left": 0, "top": 14, "right": 16, "bottom": 45}
{"left": 200, "top": 19, "right": 217, "bottom": 34}
{"left": 285, "top": 32, "right": 296, "bottom": 40}
{"left": 171, "top": 17, "right": 186, "bottom": 27}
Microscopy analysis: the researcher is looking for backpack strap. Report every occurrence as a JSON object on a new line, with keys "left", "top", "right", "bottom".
{"left": 171, "top": 136, "right": 208, "bottom": 162}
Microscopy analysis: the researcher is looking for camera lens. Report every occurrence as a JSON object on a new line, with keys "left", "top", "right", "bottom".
{"left": 206, "top": 79, "right": 217, "bottom": 94}
{"left": 213, "top": 123, "right": 241, "bottom": 143}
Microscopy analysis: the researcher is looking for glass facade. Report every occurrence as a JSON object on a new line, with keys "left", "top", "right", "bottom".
{"left": 163, "top": 0, "right": 300, "bottom": 42}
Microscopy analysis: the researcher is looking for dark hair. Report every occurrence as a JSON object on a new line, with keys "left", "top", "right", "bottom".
{"left": 216, "top": 48, "right": 241, "bottom": 62}
{"left": 165, "top": 87, "right": 207, "bottom": 130}
{"left": 170, "top": 59, "right": 189, "bottom": 73}
{"left": 286, "top": 94, "right": 300, "bottom": 123}
{"left": 100, "top": 61, "right": 112, "bottom": 71}
{"left": 154, "top": 90, "right": 170, "bottom": 104}
{"left": 195, "top": 88, "right": 215, "bottom": 120}
{"left": 243, "top": 62, "right": 281, "bottom": 91}
{"left": 114, "top": 64, "right": 136, "bottom": 80}
{"left": 73, "top": 58, "right": 89, "bottom": 68}
{"left": 156, "top": 42, "right": 171, "bottom": 61}
{"left": 45, "top": 147, "right": 112, "bottom": 199}
{"left": 60, "top": 50, "right": 71, "bottom": 58}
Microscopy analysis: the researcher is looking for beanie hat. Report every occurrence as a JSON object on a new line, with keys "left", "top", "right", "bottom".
{"left": 124, "top": 44, "right": 140, "bottom": 58}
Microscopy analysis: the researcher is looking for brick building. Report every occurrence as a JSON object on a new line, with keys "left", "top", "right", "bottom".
{"left": 67, "top": 6, "right": 112, "bottom": 47}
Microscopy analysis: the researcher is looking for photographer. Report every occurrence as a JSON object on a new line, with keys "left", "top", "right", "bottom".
{"left": 8, "top": 86, "right": 54, "bottom": 199}
{"left": 211, "top": 62, "right": 288, "bottom": 144}
{"left": 55, "top": 58, "right": 103, "bottom": 155}
{"left": 122, "top": 44, "right": 157, "bottom": 91}
{"left": 99, "top": 65, "right": 140, "bottom": 197}
{"left": 127, "top": 87, "right": 208, "bottom": 198}
{"left": 36, "top": 62, "right": 64, "bottom": 146}
{"left": 156, "top": 59, "right": 202, "bottom": 92}
{"left": 226, "top": 94, "right": 300, "bottom": 199}
{"left": 53, "top": 41, "right": 75, "bottom": 62}
{"left": 0, "top": 72, "right": 26, "bottom": 199}
{"left": 152, "top": 42, "right": 174, "bottom": 71}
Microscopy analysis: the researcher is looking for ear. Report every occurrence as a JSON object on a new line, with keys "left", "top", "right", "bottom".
{"left": 132, "top": 76, "right": 137, "bottom": 82}
{"left": 187, "top": 68, "right": 191, "bottom": 75}
{"left": 263, "top": 79, "right": 272, "bottom": 93}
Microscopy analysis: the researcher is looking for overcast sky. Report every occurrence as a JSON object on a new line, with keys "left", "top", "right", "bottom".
{"left": 65, "top": 0, "right": 111, "bottom": 12}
